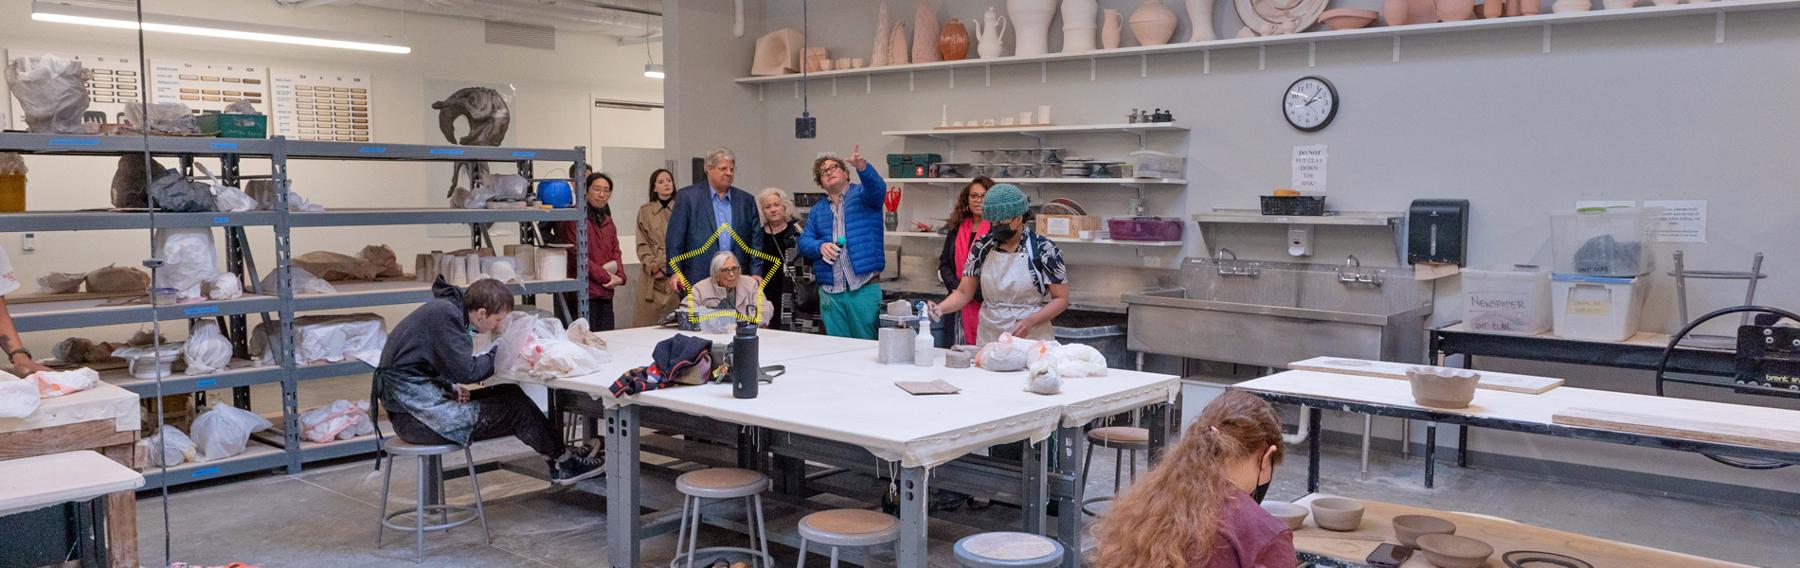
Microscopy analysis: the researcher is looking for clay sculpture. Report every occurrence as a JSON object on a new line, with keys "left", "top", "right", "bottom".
{"left": 1309, "top": 497, "right": 1364, "bottom": 531}
{"left": 1236, "top": 0, "right": 1329, "bottom": 36}
{"left": 1417, "top": 534, "right": 1495, "bottom": 568}
{"left": 1319, "top": 8, "right": 1379, "bottom": 28}
{"left": 432, "top": 87, "right": 510, "bottom": 146}
{"left": 975, "top": 6, "right": 1010, "bottom": 59}
{"left": 1102, "top": 9, "right": 1125, "bottom": 48}
{"left": 1130, "top": 0, "right": 1179, "bottom": 45}
{"left": 804, "top": 47, "right": 831, "bottom": 73}
{"left": 913, "top": 1, "right": 942, "bottom": 63}
{"left": 888, "top": 22, "right": 911, "bottom": 65}
{"left": 1062, "top": 0, "right": 1101, "bottom": 52}
{"left": 1011, "top": 0, "right": 1058, "bottom": 56}
{"left": 1187, "top": 0, "right": 1218, "bottom": 41}
{"left": 1408, "top": 366, "right": 1481, "bottom": 408}
{"left": 940, "top": 18, "right": 971, "bottom": 60}
{"left": 871, "top": 1, "right": 891, "bottom": 66}
{"left": 750, "top": 28, "right": 805, "bottom": 76}
{"left": 1393, "top": 515, "right": 1457, "bottom": 548}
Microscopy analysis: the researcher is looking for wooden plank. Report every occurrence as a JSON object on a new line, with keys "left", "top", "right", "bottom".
{"left": 1290, "top": 493, "right": 1750, "bottom": 568}
{"left": 1552, "top": 407, "right": 1800, "bottom": 453}
{"left": 1288, "top": 357, "right": 1563, "bottom": 394}
{"left": 0, "top": 419, "right": 137, "bottom": 461}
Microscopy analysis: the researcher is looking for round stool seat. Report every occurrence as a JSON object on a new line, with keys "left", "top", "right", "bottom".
{"left": 1087, "top": 426, "right": 1150, "bottom": 450}
{"left": 954, "top": 532, "right": 1065, "bottom": 568}
{"left": 797, "top": 509, "right": 900, "bottom": 547}
{"left": 382, "top": 438, "right": 462, "bottom": 457}
{"left": 676, "top": 468, "right": 769, "bottom": 499}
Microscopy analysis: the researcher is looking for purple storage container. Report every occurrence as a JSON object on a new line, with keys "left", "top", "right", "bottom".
{"left": 1107, "top": 217, "right": 1183, "bottom": 241}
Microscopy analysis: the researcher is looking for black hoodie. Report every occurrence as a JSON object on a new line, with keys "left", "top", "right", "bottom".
{"left": 374, "top": 277, "right": 494, "bottom": 444}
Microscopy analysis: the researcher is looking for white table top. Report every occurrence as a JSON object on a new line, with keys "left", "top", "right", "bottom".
{"left": 0, "top": 450, "right": 144, "bottom": 516}
{"left": 0, "top": 382, "right": 140, "bottom": 435}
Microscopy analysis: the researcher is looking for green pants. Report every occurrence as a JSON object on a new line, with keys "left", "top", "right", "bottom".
{"left": 821, "top": 282, "right": 882, "bottom": 339}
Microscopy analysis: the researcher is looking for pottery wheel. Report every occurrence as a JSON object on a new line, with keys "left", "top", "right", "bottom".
{"left": 1237, "top": 0, "right": 1329, "bottom": 36}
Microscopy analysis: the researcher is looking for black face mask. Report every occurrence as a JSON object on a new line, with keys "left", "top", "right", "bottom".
{"left": 1251, "top": 480, "right": 1271, "bottom": 504}
{"left": 988, "top": 222, "right": 1018, "bottom": 243}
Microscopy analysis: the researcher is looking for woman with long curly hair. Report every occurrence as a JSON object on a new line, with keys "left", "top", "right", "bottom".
{"left": 1093, "top": 390, "right": 1293, "bottom": 568}
{"left": 936, "top": 177, "right": 996, "bottom": 345}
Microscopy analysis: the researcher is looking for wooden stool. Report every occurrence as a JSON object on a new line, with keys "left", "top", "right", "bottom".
{"left": 795, "top": 509, "right": 899, "bottom": 567}
{"left": 953, "top": 532, "right": 1065, "bottom": 568}
{"left": 672, "top": 468, "right": 774, "bottom": 568}
{"left": 1081, "top": 426, "right": 1150, "bottom": 516}
{"left": 375, "top": 439, "right": 490, "bottom": 564}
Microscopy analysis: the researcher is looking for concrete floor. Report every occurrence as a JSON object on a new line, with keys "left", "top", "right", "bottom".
{"left": 131, "top": 433, "right": 1798, "bottom": 568}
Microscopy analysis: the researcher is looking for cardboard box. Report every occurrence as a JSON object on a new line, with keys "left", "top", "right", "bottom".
{"left": 1036, "top": 215, "right": 1101, "bottom": 239}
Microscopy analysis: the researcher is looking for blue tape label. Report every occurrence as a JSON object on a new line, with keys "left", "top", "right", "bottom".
{"left": 213, "top": 216, "right": 230, "bottom": 224}
{"left": 183, "top": 306, "right": 222, "bottom": 316}
{"left": 358, "top": 146, "right": 388, "bottom": 154}
{"left": 192, "top": 467, "right": 221, "bottom": 478}
{"left": 511, "top": 151, "right": 536, "bottom": 158}
{"left": 430, "top": 148, "right": 465, "bottom": 155}
{"left": 196, "top": 379, "right": 218, "bottom": 387}
{"left": 48, "top": 138, "right": 101, "bottom": 147}
{"left": 209, "top": 142, "right": 238, "bottom": 150}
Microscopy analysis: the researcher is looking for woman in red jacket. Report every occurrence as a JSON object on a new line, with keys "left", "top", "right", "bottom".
{"left": 556, "top": 172, "right": 628, "bottom": 330}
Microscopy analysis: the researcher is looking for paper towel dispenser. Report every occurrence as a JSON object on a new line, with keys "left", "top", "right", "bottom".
{"left": 1408, "top": 199, "right": 1470, "bottom": 266}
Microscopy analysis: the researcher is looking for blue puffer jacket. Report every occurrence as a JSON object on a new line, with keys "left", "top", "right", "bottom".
{"left": 799, "top": 163, "right": 888, "bottom": 287}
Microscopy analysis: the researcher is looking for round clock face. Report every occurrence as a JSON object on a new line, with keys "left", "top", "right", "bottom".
{"left": 1284, "top": 76, "right": 1338, "bottom": 132}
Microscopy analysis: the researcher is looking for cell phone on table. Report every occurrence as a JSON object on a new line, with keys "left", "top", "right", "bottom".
{"left": 1366, "top": 543, "right": 1414, "bottom": 568}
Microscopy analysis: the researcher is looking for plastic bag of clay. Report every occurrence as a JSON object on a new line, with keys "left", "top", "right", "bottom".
{"left": 28, "top": 368, "right": 98, "bottom": 398}
{"left": 193, "top": 162, "right": 256, "bottom": 213}
{"left": 146, "top": 424, "right": 198, "bottom": 467}
{"left": 123, "top": 102, "right": 200, "bottom": 135}
{"left": 53, "top": 337, "right": 118, "bottom": 364}
{"left": 153, "top": 228, "right": 220, "bottom": 301}
{"left": 36, "top": 271, "right": 88, "bottom": 294}
{"left": 495, "top": 311, "right": 562, "bottom": 377}
{"left": 84, "top": 264, "right": 151, "bottom": 293}
{"left": 222, "top": 100, "right": 260, "bottom": 115}
{"left": 0, "top": 153, "right": 26, "bottom": 176}
{"left": 358, "top": 245, "right": 405, "bottom": 279}
{"left": 0, "top": 376, "right": 40, "bottom": 418}
{"left": 204, "top": 273, "right": 243, "bottom": 300}
{"left": 249, "top": 314, "right": 386, "bottom": 366}
{"left": 189, "top": 402, "right": 272, "bottom": 462}
{"left": 261, "top": 266, "right": 336, "bottom": 296}
{"left": 182, "top": 320, "right": 232, "bottom": 375}
{"left": 5, "top": 54, "right": 91, "bottom": 134}
{"left": 432, "top": 87, "right": 511, "bottom": 146}
{"left": 566, "top": 318, "right": 608, "bottom": 351}
{"left": 449, "top": 162, "right": 493, "bottom": 209}
{"left": 1038, "top": 343, "right": 1109, "bottom": 379}
{"left": 244, "top": 180, "right": 325, "bottom": 212}
{"left": 486, "top": 173, "right": 529, "bottom": 204}
{"left": 294, "top": 251, "right": 380, "bottom": 281}
{"left": 974, "top": 334, "right": 1052, "bottom": 372}
{"left": 299, "top": 400, "right": 373, "bottom": 443}
{"left": 1025, "top": 360, "right": 1064, "bottom": 395}
{"left": 110, "top": 155, "right": 214, "bottom": 211}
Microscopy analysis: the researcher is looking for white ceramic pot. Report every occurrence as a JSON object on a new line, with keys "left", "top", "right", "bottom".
{"left": 1009, "top": 0, "right": 1057, "bottom": 56}
{"left": 975, "top": 6, "right": 1010, "bottom": 59}
{"left": 1186, "top": 0, "right": 1216, "bottom": 42}
{"left": 1102, "top": 9, "right": 1124, "bottom": 48}
{"left": 1061, "top": 0, "right": 1100, "bottom": 52}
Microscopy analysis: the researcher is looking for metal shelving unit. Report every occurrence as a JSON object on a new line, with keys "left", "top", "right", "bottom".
{"left": 0, "top": 134, "right": 587, "bottom": 488}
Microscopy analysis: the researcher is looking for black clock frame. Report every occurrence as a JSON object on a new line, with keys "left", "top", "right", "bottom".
{"left": 1284, "top": 75, "right": 1339, "bottom": 133}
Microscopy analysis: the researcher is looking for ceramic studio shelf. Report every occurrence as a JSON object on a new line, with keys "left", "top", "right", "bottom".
{"left": 882, "top": 122, "right": 1189, "bottom": 137}
{"left": 885, "top": 231, "right": 1179, "bottom": 247}
{"left": 141, "top": 441, "right": 289, "bottom": 490}
{"left": 1192, "top": 209, "right": 1402, "bottom": 226}
{"left": 734, "top": 0, "right": 1793, "bottom": 85}
{"left": 891, "top": 177, "right": 1185, "bottom": 186}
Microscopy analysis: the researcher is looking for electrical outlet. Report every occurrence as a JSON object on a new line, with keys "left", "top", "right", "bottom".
{"left": 1142, "top": 256, "right": 1163, "bottom": 268}
{"left": 21, "top": 233, "right": 34, "bottom": 254}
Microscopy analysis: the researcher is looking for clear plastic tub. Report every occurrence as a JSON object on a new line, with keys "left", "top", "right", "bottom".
{"left": 1551, "top": 274, "right": 1648, "bottom": 342}
{"left": 1461, "top": 265, "right": 1550, "bottom": 335}
{"left": 1130, "top": 150, "right": 1185, "bottom": 179}
{"left": 1550, "top": 207, "right": 1659, "bottom": 276}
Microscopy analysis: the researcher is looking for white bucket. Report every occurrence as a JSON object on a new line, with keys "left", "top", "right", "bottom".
{"left": 537, "top": 247, "right": 569, "bottom": 281}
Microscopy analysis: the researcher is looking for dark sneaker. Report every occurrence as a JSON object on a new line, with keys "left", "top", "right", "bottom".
{"left": 550, "top": 453, "right": 604, "bottom": 485}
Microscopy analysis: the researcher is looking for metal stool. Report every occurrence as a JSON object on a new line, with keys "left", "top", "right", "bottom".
{"left": 672, "top": 468, "right": 774, "bottom": 568}
{"left": 953, "top": 532, "right": 1065, "bottom": 568}
{"left": 1081, "top": 426, "right": 1149, "bottom": 516}
{"left": 375, "top": 439, "right": 491, "bottom": 564}
{"left": 795, "top": 509, "right": 900, "bottom": 567}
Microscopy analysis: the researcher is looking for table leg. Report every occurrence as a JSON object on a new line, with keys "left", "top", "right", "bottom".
{"left": 75, "top": 499, "right": 97, "bottom": 568}
{"left": 1458, "top": 425, "right": 1470, "bottom": 468}
{"left": 98, "top": 443, "right": 137, "bottom": 568}
{"left": 1054, "top": 425, "right": 1087, "bottom": 568}
{"left": 606, "top": 405, "right": 642, "bottom": 568}
{"left": 91, "top": 496, "right": 109, "bottom": 568}
{"left": 1425, "top": 423, "right": 1437, "bottom": 489}
{"left": 897, "top": 466, "right": 929, "bottom": 568}
{"left": 1144, "top": 402, "right": 1172, "bottom": 464}
{"left": 1306, "top": 406, "right": 1322, "bottom": 494}
{"left": 1022, "top": 439, "right": 1047, "bottom": 535}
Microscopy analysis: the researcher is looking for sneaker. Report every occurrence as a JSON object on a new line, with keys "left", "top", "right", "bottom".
{"left": 550, "top": 452, "right": 604, "bottom": 485}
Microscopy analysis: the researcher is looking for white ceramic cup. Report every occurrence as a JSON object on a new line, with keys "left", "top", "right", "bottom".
{"left": 1001, "top": 118, "right": 1015, "bottom": 126}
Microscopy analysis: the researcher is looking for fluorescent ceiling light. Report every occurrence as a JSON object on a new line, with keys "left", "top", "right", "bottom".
{"left": 32, "top": 1, "right": 411, "bottom": 54}
{"left": 643, "top": 63, "right": 665, "bottom": 79}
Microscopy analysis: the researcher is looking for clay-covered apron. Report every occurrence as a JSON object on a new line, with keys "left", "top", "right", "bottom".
{"left": 976, "top": 248, "right": 1055, "bottom": 347}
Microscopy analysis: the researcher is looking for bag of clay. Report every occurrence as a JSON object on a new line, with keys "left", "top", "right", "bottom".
{"left": 146, "top": 424, "right": 198, "bottom": 467}
{"left": 974, "top": 334, "right": 1053, "bottom": 372}
{"left": 28, "top": 368, "right": 98, "bottom": 398}
{"left": 1039, "top": 343, "right": 1109, "bottom": 378}
{"left": 190, "top": 402, "right": 272, "bottom": 462}
{"left": 53, "top": 337, "right": 119, "bottom": 364}
{"left": 110, "top": 155, "right": 215, "bottom": 211}
{"left": 0, "top": 375, "right": 40, "bottom": 418}
{"left": 193, "top": 162, "right": 255, "bottom": 213}
{"left": 261, "top": 266, "right": 336, "bottom": 296}
{"left": 183, "top": 320, "right": 232, "bottom": 375}
{"left": 298, "top": 400, "right": 373, "bottom": 443}
{"left": 448, "top": 162, "right": 493, "bottom": 209}
{"left": 294, "top": 251, "right": 380, "bottom": 281}
{"left": 1025, "top": 361, "right": 1064, "bottom": 395}
{"left": 153, "top": 228, "right": 220, "bottom": 301}
{"left": 359, "top": 245, "right": 405, "bottom": 278}
{"left": 84, "top": 264, "right": 151, "bottom": 293}
{"left": 0, "top": 153, "right": 25, "bottom": 176}
{"left": 4, "top": 54, "right": 91, "bottom": 134}
{"left": 204, "top": 273, "right": 243, "bottom": 300}
{"left": 36, "top": 271, "right": 88, "bottom": 294}
{"left": 245, "top": 179, "right": 326, "bottom": 212}
{"left": 223, "top": 100, "right": 260, "bottom": 115}
{"left": 249, "top": 314, "right": 386, "bottom": 366}
{"left": 123, "top": 101, "right": 200, "bottom": 135}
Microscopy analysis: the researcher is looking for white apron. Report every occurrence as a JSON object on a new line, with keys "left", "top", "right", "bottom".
{"left": 976, "top": 248, "right": 1055, "bottom": 347}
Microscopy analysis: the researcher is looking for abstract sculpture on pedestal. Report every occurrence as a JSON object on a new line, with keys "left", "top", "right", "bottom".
{"left": 749, "top": 28, "right": 805, "bottom": 76}
{"left": 913, "top": 1, "right": 942, "bottom": 63}
{"left": 1009, "top": 0, "right": 1057, "bottom": 57}
{"left": 1102, "top": 9, "right": 1124, "bottom": 48}
{"left": 871, "top": 1, "right": 891, "bottom": 67}
{"left": 1186, "top": 0, "right": 1217, "bottom": 42}
{"left": 975, "top": 6, "right": 1010, "bottom": 59}
{"left": 1236, "top": 0, "right": 1328, "bottom": 36}
{"left": 1130, "top": 0, "right": 1178, "bottom": 45}
{"left": 940, "top": 19, "right": 971, "bottom": 60}
{"left": 1062, "top": 0, "right": 1100, "bottom": 52}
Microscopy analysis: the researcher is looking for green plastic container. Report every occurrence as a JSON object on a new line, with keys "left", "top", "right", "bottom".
{"left": 198, "top": 113, "right": 269, "bottom": 138}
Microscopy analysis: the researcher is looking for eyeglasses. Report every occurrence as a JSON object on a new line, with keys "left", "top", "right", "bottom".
{"left": 969, "top": 192, "right": 986, "bottom": 201}
{"left": 717, "top": 266, "right": 742, "bottom": 275}
{"left": 819, "top": 163, "right": 844, "bottom": 175}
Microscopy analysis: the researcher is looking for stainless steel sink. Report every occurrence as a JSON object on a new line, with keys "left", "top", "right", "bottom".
{"left": 1122, "top": 257, "right": 1434, "bottom": 368}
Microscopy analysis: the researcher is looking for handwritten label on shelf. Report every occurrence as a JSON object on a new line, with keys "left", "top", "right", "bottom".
{"left": 1291, "top": 145, "right": 1327, "bottom": 193}
{"left": 191, "top": 467, "right": 221, "bottom": 479}
{"left": 48, "top": 137, "right": 101, "bottom": 147}
{"left": 196, "top": 379, "right": 218, "bottom": 388}
{"left": 511, "top": 151, "right": 536, "bottom": 158}
{"left": 1645, "top": 199, "right": 1706, "bottom": 243}
{"left": 429, "top": 148, "right": 465, "bottom": 156}
{"left": 182, "top": 306, "right": 221, "bottom": 316}
{"left": 357, "top": 146, "right": 388, "bottom": 154}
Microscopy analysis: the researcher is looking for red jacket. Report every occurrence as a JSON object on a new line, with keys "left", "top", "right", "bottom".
{"left": 556, "top": 213, "right": 627, "bottom": 299}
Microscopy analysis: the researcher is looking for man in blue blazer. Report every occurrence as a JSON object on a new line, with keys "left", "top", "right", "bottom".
{"left": 799, "top": 145, "right": 887, "bottom": 339}
{"left": 666, "top": 147, "right": 764, "bottom": 291}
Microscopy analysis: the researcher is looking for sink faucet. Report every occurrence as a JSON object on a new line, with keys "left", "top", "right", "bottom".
{"left": 1337, "top": 254, "right": 1382, "bottom": 286}
{"left": 1214, "top": 248, "right": 1259, "bottom": 278}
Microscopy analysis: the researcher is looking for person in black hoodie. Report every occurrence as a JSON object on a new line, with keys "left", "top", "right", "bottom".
{"left": 376, "top": 277, "right": 602, "bottom": 485}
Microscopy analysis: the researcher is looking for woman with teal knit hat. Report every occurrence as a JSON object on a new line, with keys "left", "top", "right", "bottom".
{"left": 930, "top": 183, "right": 1069, "bottom": 346}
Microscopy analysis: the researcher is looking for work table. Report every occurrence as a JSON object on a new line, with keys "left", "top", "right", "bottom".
{"left": 882, "top": 277, "right": 1134, "bottom": 314}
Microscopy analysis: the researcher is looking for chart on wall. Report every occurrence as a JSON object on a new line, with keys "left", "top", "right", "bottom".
{"left": 150, "top": 59, "right": 269, "bottom": 115}
{"left": 271, "top": 68, "right": 374, "bottom": 142}
{"left": 5, "top": 49, "right": 145, "bottom": 130}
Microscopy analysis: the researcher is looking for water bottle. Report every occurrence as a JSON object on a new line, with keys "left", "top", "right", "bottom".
{"left": 732, "top": 322, "right": 760, "bottom": 399}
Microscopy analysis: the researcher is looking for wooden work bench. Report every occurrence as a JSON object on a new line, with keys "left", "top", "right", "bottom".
{"left": 0, "top": 382, "right": 142, "bottom": 567}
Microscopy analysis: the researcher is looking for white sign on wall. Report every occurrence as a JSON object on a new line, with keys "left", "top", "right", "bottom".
{"left": 5, "top": 49, "right": 143, "bottom": 130}
{"left": 1645, "top": 199, "right": 1707, "bottom": 243}
{"left": 150, "top": 59, "right": 269, "bottom": 115}
{"left": 1291, "top": 144, "right": 1327, "bottom": 192}
{"left": 271, "top": 68, "right": 373, "bottom": 142}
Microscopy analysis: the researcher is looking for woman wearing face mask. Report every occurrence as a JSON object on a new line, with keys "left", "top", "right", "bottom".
{"left": 929, "top": 184, "right": 1068, "bottom": 346}
{"left": 555, "top": 172, "right": 627, "bottom": 330}
{"left": 1093, "top": 390, "right": 1292, "bottom": 567}
{"left": 936, "top": 177, "right": 995, "bottom": 346}
{"left": 634, "top": 168, "right": 679, "bottom": 326}
{"left": 756, "top": 187, "right": 808, "bottom": 330}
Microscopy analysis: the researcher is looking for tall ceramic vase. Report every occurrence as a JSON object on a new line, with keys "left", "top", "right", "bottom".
{"left": 1130, "top": 0, "right": 1178, "bottom": 46}
{"left": 871, "top": 0, "right": 891, "bottom": 67}
{"left": 1185, "top": 0, "right": 1216, "bottom": 41}
{"left": 913, "top": 1, "right": 941, "bottom": 63}
{"left": 1008, "top": 0, "right": 1057, "bottom": 57}
{"left": 1061, "top": 0, "right": 1100, "bottom": 53}
{"left": 1101, "top": 9, "right": 1123, "bottom": 49}
{"left": 888, "top": 23, "right": 910, "bottom": 65}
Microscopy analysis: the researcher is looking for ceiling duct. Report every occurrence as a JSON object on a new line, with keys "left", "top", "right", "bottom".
{"left": 485, "top": 20, "right": 556, "bottom": 50}
{"left": 285, "top": 0, "right": 662, "bottom": 37}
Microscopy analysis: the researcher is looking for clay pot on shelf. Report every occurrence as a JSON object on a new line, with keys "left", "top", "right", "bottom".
{"left": 1438, "top": 0, "right": 1476, "bottom": 20}
{"left": 1552, "top": 0, "right": 1592, "bottom": 12}
{"left": 1102, "top": 9, "right": 1124, "bottom": 48}
{"left": 1309, "top": 497, "right": 1364, "bottom": 531}
{"left": 749, "top": 28, "right": 805, "bottom": 76}
{"left": 913, "top": 1, "right": 941, "bottom": 63}
{"left": 975, "top": 6, "right": 1010, "bottom": 59}
{"left": 939, "top": 19, "right": 971, "bottom": 60}
{"left": 1383, "top": 0, "right": 1413, "bottom": 24}
{"left": 1186, "top": 0, "right": 1217, "bottom": 41}
{"left": 1062, "top": 0, "right": 1101, "bottom": 52}
{"left": 1408, "top": 366, "right": 1480, "bottom": 408}
{"left": 871, "top": 0, "right": 891, "bottom": 67}
{"left": 888, "top": 22, "right": 911, "bottom": 65}
{"left": 1130, "top": 0, "right": 1178, "bottom": 46}
{"left": 1417, "top": 534, "right": 1495, "bottom": 568}
{"left": 1261, "top": 502, "right": 1308, "bottom": 530}
{"left": 1319, "top": 8, "right": 1379, "bottom": 29}
{"left": 1010, "top": 0, "right": 1058, "bottom": 56}
{"left": 1393, "top": 515, "right": 1457, "bottom": 548}
{"left": 1602, "top": 0, "right": 1636, "bottom": 8}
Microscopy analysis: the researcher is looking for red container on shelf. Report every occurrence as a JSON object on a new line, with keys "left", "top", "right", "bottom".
{"left": 1106, "top": 217, "right": 1183, "bottom": 242}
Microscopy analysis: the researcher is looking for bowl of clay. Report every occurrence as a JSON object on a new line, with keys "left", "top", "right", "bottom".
{"left": 1392, "top": 514, "right": 1457, "bottom": 548}
{"left": 1417, "top": 534, "right": 1494, "bottom": 568}
{"left": 1308, "top": 497, "right": 1364, "bottom": 531}
{"left": 1260, "top": 502, "right": 1309, "bottom": 530}
{"left": 1319, "top": 8, "right": 1380, "bottom": 29}
{"left": 1407, "top": 366, "right": 1481, "bottom": 409}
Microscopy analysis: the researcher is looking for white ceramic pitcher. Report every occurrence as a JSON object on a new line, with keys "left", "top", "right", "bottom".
{"left": 974, "top": 6, "right": 1009, "bottom": 59}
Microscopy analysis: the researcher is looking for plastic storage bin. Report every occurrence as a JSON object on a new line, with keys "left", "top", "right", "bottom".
{"left": 1461, "top": 265, "right": 1551, "bottom": 335}
{"left": 1550, "top": 207, "right": 1659, "bottom": 276}
{"left": 1130, "top": 150, "right": 1185, "bottom": 179}
{"left": 1550, "top": 274, "right": 1648, "bottom": 342}
{"left": 1106, "top": 217, "right": 1182, "bottom": 241}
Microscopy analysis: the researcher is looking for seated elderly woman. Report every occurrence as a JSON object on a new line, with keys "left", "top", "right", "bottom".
{"left": 688, "top": 251, "right": 772, "bottom": 325}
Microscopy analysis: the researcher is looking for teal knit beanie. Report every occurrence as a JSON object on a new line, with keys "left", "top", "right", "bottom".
{"left": 981, "top": 183, "right": 1028, "bottom": 221}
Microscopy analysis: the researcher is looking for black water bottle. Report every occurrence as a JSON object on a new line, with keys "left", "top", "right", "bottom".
{"left": 732, "top": 322, "right": 760, "bottom": 399}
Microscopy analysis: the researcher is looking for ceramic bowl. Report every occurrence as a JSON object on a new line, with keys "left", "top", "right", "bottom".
{"left": 1308, "top": 497, "right": 1364, "bottom": 531}
{"left": 1407, "top": 366, "right": 1481, "bottom": 409}
{"left": 1319, "top": 8, "right": 1380, "bottom": 29}
{"left": 1417, "top": 534, "right": 1494, "bottom": 568}
{"left": 1260, "top": 502, "right": 1309, "bottom": 530}
{"left": 1392, "top": 514, "right": 1457, "bottom": 548}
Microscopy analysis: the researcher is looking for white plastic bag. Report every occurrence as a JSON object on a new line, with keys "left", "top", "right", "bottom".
{"left": 190, "top": 402, "right": 272, "bottom": 462}
{"left": 496, "top": 313, "right": 609, "bottom": 379}
{"left": 153, "top": 228, "right": 220, "bottom": 301}
{"left": 0, "top": 376, "right": 40, "bottom": 418}
{"left": 4, "top": 55, "right": 90, "bottom": 134}
{"left": 1041, "top": 343, "right": 1109, "bottom": 379}
{"left": 299, "top": 400, "right": 373, "bottom": 443}
{"left": 193, "top": 163, "right": 256, "bottom": 212}
{"left": 975, "top": 334, "right": 1053, "bottom": 372}
{"left": 28, "top": 368, "right": 98, "bottom": 398}
{"left": 123, "top": 102, "right": 200, "bottom": 135}
{"left": 204, "top": 273, "right": 243, "bottom": 300}
{"left": 1025, "top": 360, "right": 1064, "bottom": 395}
{"left": 146, "top": 424, "right": 198, "bottom": 467}
{"left": 251, "top": 314, "right": 386, "bottom": 366}
{"left": 183, "top": 320, "right": 232, "bottom": 374}
{"left": 262, "top": 266, "right": 337, "bottom": 296}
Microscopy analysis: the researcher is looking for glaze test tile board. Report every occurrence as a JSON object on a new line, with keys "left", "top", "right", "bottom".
{"left": 271, "top": 69, "right": 374, "bottom": 142}
{"left": 5, "top": 50, "right": 145, "bottom": 130}
{"left": 150, "top": 59, "right": 269, "bottom": 115}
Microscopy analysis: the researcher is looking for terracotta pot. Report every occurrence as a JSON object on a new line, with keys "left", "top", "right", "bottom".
{"left": 1261, "top": 502, "right": 1308, "bottom": 530}
{"left": 1481, "top": 0, "right": 1503, "bottom": 18}
{"left": 871, "top": 0, "right": 891, "bottom": 67}
{"left": 1407, "top": 0, "right": 1441, "bottom": 24}
{"left": 1438, "top": 0, "right": 1476, "bottom": 20}
{"left": 1102, "top": 9, "right": 1124, "bottom": 48}
{"left": 1383, "top": 0, "right": 1413, "bottom": 24}
{"left": 1186, "top": 0, "right": 1217, "bottom": 41}
{"left": 939, "top": 19, "right": 970, "bottom": 60}
{"left": 1062, "top": 0, "right": 1100, "bottom": 52}
{"left": 1010, "top": 0, "right": 1058, "bottom": 56}
{"left": 1408, "top": 366, "right": 1480, "bottom": 408}
{"left": 1309, "top": 497, "right": 1364, "bottom": 531}
{"left": 913, "top": 1, "right": 941, "bottom": 63}
{"left": 1130, "top": 0, "right": 1178, "bottom": 45}
{"left": 1417, "top": 534, "right": 1495, "bottom": 568}
{"left": 1602, "top": 0, "right": 1636, "bottom": 8}
{"left": 1393, "top": 515, "right": 1457, "bottom": 548}
{"left": 1319, "top": 8, "right": 1379, "bottom": 29}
